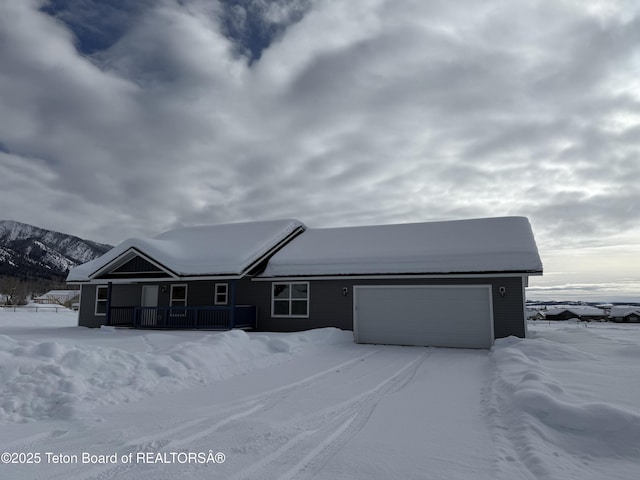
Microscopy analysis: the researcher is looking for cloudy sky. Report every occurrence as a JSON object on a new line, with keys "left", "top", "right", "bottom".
{"left": 1, "top": 0, "right": 639, "bottom": 301}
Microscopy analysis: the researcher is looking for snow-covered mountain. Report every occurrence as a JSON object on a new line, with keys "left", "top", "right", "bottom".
{"left": 0, "top": 220, "right": 112, "bottom": 279}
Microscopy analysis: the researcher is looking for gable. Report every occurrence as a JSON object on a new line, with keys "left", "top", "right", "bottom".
{"left": 100, "top": 254, "right": 171, "bottom": 279}
{"left": 67, "top": 219, "right": 306, "bottom": 283}
{"left": 93, "top": 249, "right": 175, "bottom": 280}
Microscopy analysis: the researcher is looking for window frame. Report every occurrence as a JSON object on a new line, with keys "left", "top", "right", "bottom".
{"left": 271, "top": 282, "right": 310, "bottom": 318}
{"left": 214, "top": 283, "right": 228, "bottom": 305}
{"left": 95, "top": 285, "right": 108, "bottom": 316}
{"left": 170, "top": 284, "right": 188, "bottom": 316}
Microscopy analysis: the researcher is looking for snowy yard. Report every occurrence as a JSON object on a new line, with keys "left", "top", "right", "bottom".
{"left": 1, "top": 310, "right": 639, "bottom": 479}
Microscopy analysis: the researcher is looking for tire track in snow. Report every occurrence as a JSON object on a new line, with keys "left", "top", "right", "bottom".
{"left": 226, "top": 350, "right": 430, "bottom": 480}
{"left": 123, "top": 348, "right": 380, "bottom": 448}
{"left": 26, "top": 349, "right": 380, "bottom": 480}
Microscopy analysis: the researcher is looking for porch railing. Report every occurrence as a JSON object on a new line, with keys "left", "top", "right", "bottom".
{"left": 108, "top": 305, "right": 257, "bottom": 329}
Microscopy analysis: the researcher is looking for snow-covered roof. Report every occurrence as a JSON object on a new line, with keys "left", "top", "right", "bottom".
{"left": 67, "top": 219, "right": 305, "bottom": 281}
{"left": 34, "top": 290, "right": 79, "bottom": 300}
{"left": 261, "top": 216, "right": 543, "bottom": 277}
{"left": 609, "top": 306, "right": 640, "bottom": 317}
{"left": 545, "top": 306, "right": 606, "bottom": 317}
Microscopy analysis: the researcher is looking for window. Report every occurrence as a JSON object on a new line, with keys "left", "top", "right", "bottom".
{"left": 215, "top": 283, "right": 228, "bottom": 305}
{"left": 272, "top": 282, "right": 309, "bottom": 317}
{"left": 95, "top": 285, "right": 108, "bottom": 316}
{"left": 170, "top": 284, "right": 187, "bottom": 315}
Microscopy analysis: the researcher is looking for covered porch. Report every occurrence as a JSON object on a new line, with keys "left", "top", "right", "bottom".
{"left": 107, "top": 305, "right": 257, "bottom": 329}
{"left": 100, "top": 280, "right": 258, "bottom": 330}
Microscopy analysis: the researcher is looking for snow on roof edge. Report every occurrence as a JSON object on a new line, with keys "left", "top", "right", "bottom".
{"left": 261, "top": 216, "right": 543, "bottom": 277}
{"left": 68, "top": 216, "right": 543, "bottom": 282}
{"left": 67, "top": 219, "right": 305, "bottom": 282}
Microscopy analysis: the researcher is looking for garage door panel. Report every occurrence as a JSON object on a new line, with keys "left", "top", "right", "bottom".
{"left": 354, "top": 285, "right": 493, "bottom": 348}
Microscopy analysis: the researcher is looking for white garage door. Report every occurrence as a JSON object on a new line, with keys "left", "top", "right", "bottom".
{"left": 354, "top": 285, "right": 494, "bottom": 349}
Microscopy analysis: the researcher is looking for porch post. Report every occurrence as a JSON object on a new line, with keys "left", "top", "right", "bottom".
{"left": 229, "top": 280, "right": 237, "bottom": 329}
{"left": 105, "top": 281, "right": 113, "bottom": 326}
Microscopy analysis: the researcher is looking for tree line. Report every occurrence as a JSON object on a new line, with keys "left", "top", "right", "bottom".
{"left": 0, "top": 275, "right": 77, "bottom": 305}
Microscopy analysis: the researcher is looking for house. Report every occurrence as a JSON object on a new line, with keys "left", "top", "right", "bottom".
{"left": 544, "top": 306, "right": 607, "bottom": 321}
{"left": 609, "top": 306, "right": 640, "bottom": 323}
{"left": 67, "top": 216, "right": 543, "bottom": 349}
{"left": 33, "top": 290, "right": 80, "bottom": 305}
{"left": 526, "top": 308, "right": 546, "bottom": 320}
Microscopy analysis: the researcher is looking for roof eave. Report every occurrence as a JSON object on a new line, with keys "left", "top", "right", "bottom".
{"left": 257, "top": 268, "right": 543, "bottom": 279}
{"left": 87, "top": 247, "right": 179, "bottom": 280}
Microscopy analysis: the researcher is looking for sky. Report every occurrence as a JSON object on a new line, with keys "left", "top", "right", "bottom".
{"left": 0, "top": 0, "right": 638, "bottom": 302}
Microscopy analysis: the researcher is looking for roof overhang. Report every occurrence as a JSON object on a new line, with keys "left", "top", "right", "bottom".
{"left": 88, "top": 247, "right": 179, "bottom": 280}
{"left": 253, "top": 271, "right": 542, "bottom": 281}
{"left": 67, "top": 222, "right": 307, "bottom": 284}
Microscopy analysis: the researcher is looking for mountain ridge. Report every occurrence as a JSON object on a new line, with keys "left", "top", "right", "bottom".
{"left": 0, "top": 220, "right": 112, "bottom": 280}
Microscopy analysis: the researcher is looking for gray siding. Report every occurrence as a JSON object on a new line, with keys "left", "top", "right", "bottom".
{"left": 78, "top": 276, "right": 527, "bottom": 340}
{"left": 235, "top": 280, "right": 273, "bottom": 329}
{"left": 78, "top": 284, "right": 101, "bottom": 327}
{"left": 253, "top": 277, "right": 526, "bottom": 339}
{"left": 78, "top": 283, "right": 143, "bottom": 327}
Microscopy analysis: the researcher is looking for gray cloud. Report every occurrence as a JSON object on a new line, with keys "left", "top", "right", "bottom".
{"left": 0, "top": 0, "right": 639, "bottom": 298}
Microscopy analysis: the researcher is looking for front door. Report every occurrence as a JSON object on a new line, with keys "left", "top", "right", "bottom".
{"left": 140, "top": 285, "right": 159, "bottom": 326}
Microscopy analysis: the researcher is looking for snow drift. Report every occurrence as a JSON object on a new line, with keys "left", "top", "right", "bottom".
{"left": 489, "top": 324, "right": 640, "bottom": 479}
{"left": 0, "top": 325, "right": 351, "bottom": 423}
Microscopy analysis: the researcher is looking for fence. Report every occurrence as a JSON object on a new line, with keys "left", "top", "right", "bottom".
{"left": 0, "top": 305, "right": 69, "bottom": 313}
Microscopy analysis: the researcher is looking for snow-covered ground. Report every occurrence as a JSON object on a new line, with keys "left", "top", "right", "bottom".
{"left": 1, "top": 309, "right": 639, "bottom": 479}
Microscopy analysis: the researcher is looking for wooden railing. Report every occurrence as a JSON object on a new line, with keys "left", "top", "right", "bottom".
{"left": 108, "top": 305, "right": 257, "bottom": 329}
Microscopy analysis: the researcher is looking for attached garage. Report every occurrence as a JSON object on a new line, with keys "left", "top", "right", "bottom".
{"left": 354, "top": 285, "right": 494, "bottom": 349}
{"left": 260, "top": 216, "right": 542, "bottom": 347}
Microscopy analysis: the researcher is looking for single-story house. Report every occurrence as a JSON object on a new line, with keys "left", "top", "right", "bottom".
{"left": 544, "top": 306, "right": 607, "bottom": 321}
{"left": 67, "top": 216, "right": 543, "bottom": 349}
{"left": 526, "top": 308, "right": 546, "bottom": 320}
{"left": 609, "top": 306, "right": 640, "bottom": 323}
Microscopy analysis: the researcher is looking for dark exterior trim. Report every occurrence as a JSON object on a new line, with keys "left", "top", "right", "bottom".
{"left": 105, "top": 282, "right": 113, "bottom": 326}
